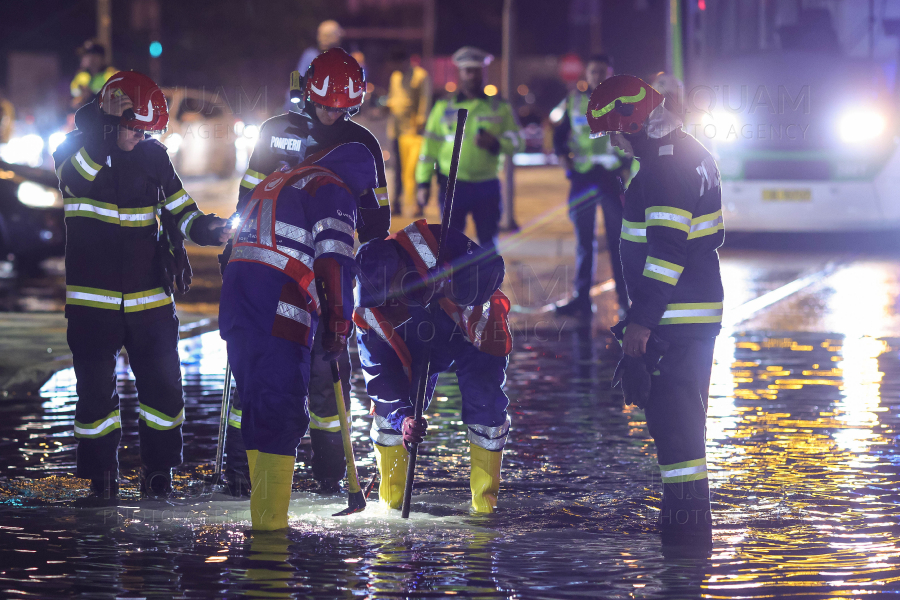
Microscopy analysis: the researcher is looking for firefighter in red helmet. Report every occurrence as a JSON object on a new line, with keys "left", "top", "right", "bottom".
{"left": 223, "top": 48, "right": 392, "bottom": 497}
{"left": 53, "top": 71, "right": 232, "bottom": 500}
{"left": 588, "top": 74, "right": 724, "bottom": 553}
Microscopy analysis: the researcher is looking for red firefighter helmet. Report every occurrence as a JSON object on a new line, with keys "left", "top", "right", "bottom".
{"left": 98, "top": 71, "right": 169, "bottom": 132}
{"left": 586, "top": 74, "right": 664, "bottom": 137}
{"left": 305, "top": 48, "right": 366, "bottom": 110}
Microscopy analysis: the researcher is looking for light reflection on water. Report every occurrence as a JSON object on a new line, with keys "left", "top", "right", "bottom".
{"left": 1, "top": 290, "right": 900, "bottom": 596}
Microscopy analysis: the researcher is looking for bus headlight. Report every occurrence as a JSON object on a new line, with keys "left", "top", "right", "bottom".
{"left": 700, "top": 111, "right": 741, "bottom": 142}
{"left": 838, "top": 110, "right": 886, "bottom": 143}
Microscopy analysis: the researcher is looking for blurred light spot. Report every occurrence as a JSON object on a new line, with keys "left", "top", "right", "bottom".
{"left": 517, "top": 84, "right": 529, "bottom": 96}
{"left": 445, "top": 82, "right": 457, "bottom": 93}
{"left": 382, "top": 150, "right": 390, "bottom": 161}
{"left": 48, "top": 131, "right": 67, "bottom": 154}
{"left": 576, "top": 80, "right": 589, "bottom": 92}
{"left": 484, "top": 84, "right": 498, "bottom": 96}
{"left": 366, "top": 82, "right": 374, "bottom": 94}
{"left": 149, "top": 41, "right": 163, "bottom": 57}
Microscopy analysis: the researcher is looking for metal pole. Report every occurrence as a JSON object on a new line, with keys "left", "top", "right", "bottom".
{"left": 423, "top": 0, "right": 436, "bottom": 72}
{"left": 214, "top": 362, "right": 232, "bottom": 480}
{"left": 589, "top": 0, "right": 603, "bottom": 54}
{"left": 870, "top": 0, "right": 876, "bottom": 59}
{"left": 401, "top": 109, "right": 468, "bottom": 519}
{"left": 501, "top": 0, "right": 518, "bottom": 231}
{"left": 97, "top": 0, "right": 112, "bottom": 64}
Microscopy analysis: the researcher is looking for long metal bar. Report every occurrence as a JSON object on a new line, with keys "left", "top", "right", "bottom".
{"left": 214, "top": 362, "right": 232, "bottom": 480}
{"left": 401, "top": 108, "right": 468, "bottom": 518}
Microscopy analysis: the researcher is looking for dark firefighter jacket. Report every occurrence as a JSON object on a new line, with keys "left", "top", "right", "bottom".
{"left": 620, "top": 129, "right": 725, "bottom": 340}
{"left": 238, "top": 109, "right": 390, "bottom": 243}
{"left": 54, "top": 101, "right": 222, "bottom": 322}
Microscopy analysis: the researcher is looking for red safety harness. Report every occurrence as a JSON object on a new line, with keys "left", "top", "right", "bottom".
{"left": 231, "top": 165, "right": 351, "bottom": 309}
{"left": 354, "top": 220, "right": 512, "bottom": 380}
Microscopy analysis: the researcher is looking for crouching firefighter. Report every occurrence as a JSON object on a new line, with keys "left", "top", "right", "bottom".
{"left": 586, "top": 75, "right": 724, "bottom": 550}
{"left": 54, "top": 71, "right": 231, "bottom": 499}
{"left": 219, "top": 143, "right": 371, "bottom": 530}
{"left": 354, "top": 220, "right": 512, "bottom": 513}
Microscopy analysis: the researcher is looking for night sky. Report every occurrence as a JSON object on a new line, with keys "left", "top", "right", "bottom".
{"left": 1, "top": 0, "right": 668, "bottom": 117}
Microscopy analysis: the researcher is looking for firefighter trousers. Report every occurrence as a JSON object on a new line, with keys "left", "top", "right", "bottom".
{"left": 68, "top": 313, "right": 184, "bottom": 481}
{"left": 224, "top": 327, "right": 311, "bottom": 457}
{"left": 359, "top": 315, "right": 510, "bottom": 451}
{"left": 224, "top": 327, "right": 350, "bottom": 485}
{"left": 644, "top": 336, "right": 716, "bottom": 530}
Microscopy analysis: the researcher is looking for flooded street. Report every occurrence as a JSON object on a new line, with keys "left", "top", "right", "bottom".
{"left": 1, "top": 242, "right": 899, "bottom": 598}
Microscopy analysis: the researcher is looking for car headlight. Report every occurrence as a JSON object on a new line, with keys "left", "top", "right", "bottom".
{"left": 700, "top": 111, "right": 741, "bottom": 143}
{"left": 838, "top": 109, "right": 886, "bottom": 143}
{"left": 17, "top": 181, "right": 61, "bottom": 208}
{"left": 0, "top": 134, "right": 45, "bottom": 167}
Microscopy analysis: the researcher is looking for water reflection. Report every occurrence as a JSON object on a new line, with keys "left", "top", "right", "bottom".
{"left": 0, "top": 300, "right": 899, "bottom": 596}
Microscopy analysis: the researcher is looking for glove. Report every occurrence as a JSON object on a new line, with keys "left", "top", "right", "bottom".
{"left": 157, "top": 237, "right": 193, "bottom": 296}
{"left": 610, "top": 320, "right": 669, "bottom": 409}
{"left": 401, "top": 416, "right": 428, "bottom": 452}
{"left": 218, "top": 239, "right": 233, "bottom": 278}
{"left": 320, "top": 329, "right": 347, "bottom": 363}
{"left": 611, "top": 354, "right": 653, "bottom": 408}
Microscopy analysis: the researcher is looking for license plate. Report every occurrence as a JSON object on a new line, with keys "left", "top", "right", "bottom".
{"left": 762, "top": 189, "right": 812, "bottom": 202}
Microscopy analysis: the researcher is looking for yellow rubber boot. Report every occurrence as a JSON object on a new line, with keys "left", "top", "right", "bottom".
{"left": 470, "top": 443, "right": 502, "bottom": 513}
{"left": 249, "top": 452, "right": 295, "bottom": 530}
{"left": 246, "top": 449, "right": 259, "bottom": 479}
{"left": 374, "top": 444, "right": 409, "bottom": 509}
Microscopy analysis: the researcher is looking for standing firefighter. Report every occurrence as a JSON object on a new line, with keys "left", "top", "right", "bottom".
{"left": 354, "top": 221, "right": 512, "bottom": 513}
{"left": 219, "top": 144, "right": 368, "bottom": 530}
{"left": 415, "top": 47, "right": 522, "bottom": 248}
{"left": 552, "top": 54, "right": 632, "bottom": 317}
{"left": 587, "top": 75, "right": 724, "bottom": 550}
{"left": 224, "top": 48, "right": 391, "bottom": 495}
{"left": 54, "top": 72, "right": 231, "bottom": 499}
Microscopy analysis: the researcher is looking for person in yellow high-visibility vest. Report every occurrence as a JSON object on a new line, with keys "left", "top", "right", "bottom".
{"left": 416, "top": 47, "right": 522, "bottom": 248}
{"left": 386, "top": 47, "right": 432, "bottom": 217}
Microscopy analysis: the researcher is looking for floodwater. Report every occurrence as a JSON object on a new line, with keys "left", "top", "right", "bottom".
{"left": 2, "top": 252, "right": 900, "bottom": 598}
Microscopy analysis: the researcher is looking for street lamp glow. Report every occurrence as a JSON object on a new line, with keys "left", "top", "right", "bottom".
{"left": 149, "top": 41, "right": 163, "bottom": 57}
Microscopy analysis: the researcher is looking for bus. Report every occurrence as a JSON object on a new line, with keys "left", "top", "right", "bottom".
{"left": 682, "top": 0, "right": 900, "bottom": 231}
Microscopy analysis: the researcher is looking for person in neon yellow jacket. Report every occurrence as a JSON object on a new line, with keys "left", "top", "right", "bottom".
{"left": 415, "top": 46, "right": 522, "bottom": 248}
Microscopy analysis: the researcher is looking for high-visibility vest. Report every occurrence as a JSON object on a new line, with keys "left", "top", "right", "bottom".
{"left": 354, "top": 220, "right": 513, "bottom": 380}
{"left": 230, "top": 164, "right": 351, "bottom": 315}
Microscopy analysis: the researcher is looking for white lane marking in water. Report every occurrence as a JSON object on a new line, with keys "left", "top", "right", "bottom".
{"left": 722, "top": 260, "right": 843, "bottom": 328}
{"left": 514, "top": 259, "right": 848, "bottom": 319}
{"left": 511, "top": 279, "right": 616, "bottom": 315}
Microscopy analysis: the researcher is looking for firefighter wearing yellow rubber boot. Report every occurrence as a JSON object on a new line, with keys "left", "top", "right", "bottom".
{"left": 354, "top": 221, "right": 512, "bottom": 513}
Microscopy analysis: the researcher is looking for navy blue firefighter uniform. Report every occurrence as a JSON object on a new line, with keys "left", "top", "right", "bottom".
{"left": 619, "top": 128, "right": 724, "bottom": 542}
{"left": 219, "top": 143, "right": 366, "bottom": 529}
{"left": 354, "top": 220, "right": 513, "bottom": 512}
{"left": 54, "top": 100, "right": 225, "bottom": 494}
{"left": 225, "top": 107, "right": 391, "bottom": 493}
